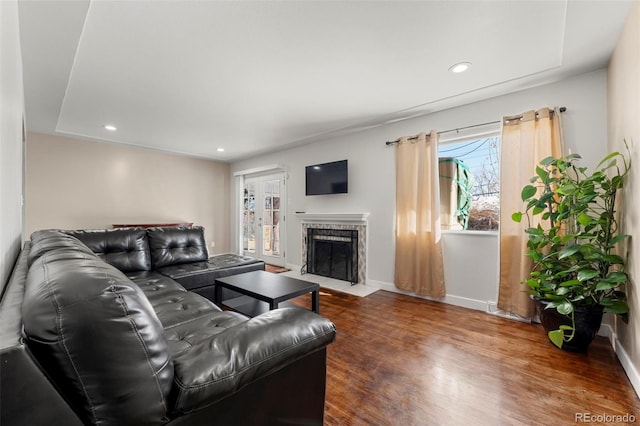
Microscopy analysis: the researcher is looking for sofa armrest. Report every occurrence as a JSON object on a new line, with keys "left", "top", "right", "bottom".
{"left": 1, "top": 244, "right": 84, "bottom": 426}
{"left": 169, "top": 308, "right": 336, "bottom": 414}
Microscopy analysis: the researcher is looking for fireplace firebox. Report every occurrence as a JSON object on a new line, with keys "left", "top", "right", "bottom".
{"left": 306, "top": 228, "right": 358, "bottom": 284}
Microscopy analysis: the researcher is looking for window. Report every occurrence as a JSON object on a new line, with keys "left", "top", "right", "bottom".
{"left": 438, "top": 133, "right": 500, "bottom": 231}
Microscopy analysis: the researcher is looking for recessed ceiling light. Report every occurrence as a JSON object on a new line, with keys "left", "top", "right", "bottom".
{"left": 449, "top": 62, "right": 472, "bottom": 73}
{"left": 103, "top": 124, "right": 117, "bottom": 131}
{"left": 217, "top": 148, "right": 225, "bottom": 152}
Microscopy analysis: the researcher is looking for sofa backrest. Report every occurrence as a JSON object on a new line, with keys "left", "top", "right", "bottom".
{"left": 28, "top": 230, "right": 95, "bottom": 267}
{"left": 147, "top": 226, "right": 209, "bottom": 268}
{"left": 23, "top": 231, "right": 173, "bottom": 425}
{"left": 65, "top": 228, "right": 152, "bottom": 272}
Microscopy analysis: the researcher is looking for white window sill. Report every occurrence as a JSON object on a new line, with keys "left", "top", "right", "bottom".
{"left": 441, "top": 229, "right": 499, "bottom": 237}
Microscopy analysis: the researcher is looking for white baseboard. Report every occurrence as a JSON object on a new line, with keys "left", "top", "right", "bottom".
{"left": 615, "top": 338, "right": 640, "bottom": 399}
{"left": 285, "top": 263, "right": 303, "bottom": 274}
{"left": 366, "top": 279, "right": 488, "bottom": 312}
{"left": 597, "top": 322, "right": 613, "bottom": 340}
{"left": 598, "top": 323, "right": 640, "bottom": 399}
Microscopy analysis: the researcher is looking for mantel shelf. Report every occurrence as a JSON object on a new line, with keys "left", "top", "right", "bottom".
{"left": 296, "top": 213, "right": 370, "bottom": 224}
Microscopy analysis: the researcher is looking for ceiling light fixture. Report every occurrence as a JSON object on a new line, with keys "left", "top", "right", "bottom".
{"left": 449, "top": 62, "right": 472, "bottom": 73}
{"left": 217, "top": 148, "right": 225, "bottom": 152}
{"left": 103, "top": 124, "right": 117, "bottom": 131}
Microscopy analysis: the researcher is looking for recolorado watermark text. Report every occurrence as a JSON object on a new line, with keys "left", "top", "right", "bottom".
{"left": 575, "top": 412, "right": 636, "bottom": 423}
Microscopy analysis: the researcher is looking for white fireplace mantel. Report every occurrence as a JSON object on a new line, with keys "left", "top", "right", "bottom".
{"left": 296, "top": 212, "right": 369, "bottom": 225}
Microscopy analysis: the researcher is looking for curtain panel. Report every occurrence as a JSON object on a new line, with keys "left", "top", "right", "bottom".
{"left": 394, "top": 131, "right": 446, "bottom": 298}
{"left": 498, "top": 108, "right": 564, "bottom": 318}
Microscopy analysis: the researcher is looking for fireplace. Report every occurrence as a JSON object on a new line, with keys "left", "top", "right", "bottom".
{"left": 298, "top": 213, "right": 368, "bottom": 286}
{"left": 306, "top": 228, "right": 358, "bottom": 283}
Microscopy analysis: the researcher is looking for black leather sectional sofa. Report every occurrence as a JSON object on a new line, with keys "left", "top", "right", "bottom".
{"left": 0, "top": 226, "right": 336, "bottom": 426}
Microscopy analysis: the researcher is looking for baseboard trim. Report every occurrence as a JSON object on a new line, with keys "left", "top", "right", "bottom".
{"left": 597, "top": 322, "right": 613, "bottom": 340}
{"left": 285, "top": 263, "right": 303, "bottom": 274}
{"left": 366, "top": 280, "right": 488, "bottom": 312}
{"left": 599, "top": 323, "right": 640, "bottom": 399}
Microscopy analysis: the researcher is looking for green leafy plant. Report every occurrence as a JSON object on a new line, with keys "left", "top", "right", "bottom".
{"left": 512, "top": 145, "right": 631, "bottom": 349}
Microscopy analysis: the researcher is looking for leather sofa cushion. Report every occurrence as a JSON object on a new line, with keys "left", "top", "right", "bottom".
{"left": 28, "top": 230, "right": 95, "bottom": 267}
{"left": 126, "top": 271, "right": 189, "bottom": 301}
{"left": 144, "top": 290, "right": 222, "bottom": 329}
{"left": 164, "top": 310, "right": 249, "bottom": 355}
{"left": 156, "top": 253, "right": 264, "bottom": 290}
{"left": 65, "top": 228, "right": 152, "bottom": 272}
{"left": 169, "top": 308, "right": 336, "bottom": 414}
{"left": 147, "top": 226, "right": 208, "bottom": 268}
{"left": 23, "top": 246, "right": 174, "bottom": 426}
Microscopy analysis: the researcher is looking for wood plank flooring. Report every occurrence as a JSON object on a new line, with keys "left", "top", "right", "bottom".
{"left": 291, "top": 289, "right": 640, "bottom": 426}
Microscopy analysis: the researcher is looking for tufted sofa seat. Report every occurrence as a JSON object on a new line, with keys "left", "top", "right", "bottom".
{"left": 154, "top": 253, "right": 267, "bottom": 301}
{"left": 0, "top": 227, "right": 336, "bottom": 426}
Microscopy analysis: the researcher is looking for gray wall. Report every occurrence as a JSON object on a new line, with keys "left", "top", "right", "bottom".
{"left": 1, "top": 0, "right": 25, "bottom": 291}
{"left": 231, "top": 69, "right": 608, "bottom": 310}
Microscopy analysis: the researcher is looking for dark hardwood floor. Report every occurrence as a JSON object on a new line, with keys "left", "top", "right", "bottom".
{"left": 291, "top": 289, "right": 640, "bottom": 425}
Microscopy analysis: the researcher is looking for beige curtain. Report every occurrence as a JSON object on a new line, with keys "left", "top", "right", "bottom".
{"left": 395, "top": 131, "right": 445, "bottom": 297}
{"left": 498, "top": 108, "right": 564, "bottom": 317}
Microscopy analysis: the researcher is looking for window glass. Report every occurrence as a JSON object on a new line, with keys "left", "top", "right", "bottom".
{"left": 438, "top": 135, "right": 500, "bottom": 231}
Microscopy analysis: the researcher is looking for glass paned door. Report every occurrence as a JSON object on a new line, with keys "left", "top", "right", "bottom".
{"left": 242, "top": 173, "right": 285, "bottom": 266}
{"left": 242, "top": 182, "right": 256, "bottom": 253}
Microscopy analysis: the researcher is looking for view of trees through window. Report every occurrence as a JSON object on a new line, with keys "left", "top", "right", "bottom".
{"left": 438, "top": 135, "right": 500, "bottom": 231}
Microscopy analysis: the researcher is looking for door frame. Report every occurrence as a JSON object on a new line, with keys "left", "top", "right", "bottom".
{"left": 233, "top": 164, "right": 287, "bottom": 267}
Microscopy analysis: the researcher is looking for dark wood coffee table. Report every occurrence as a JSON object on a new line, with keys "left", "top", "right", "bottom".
{"left": 214, "top": 270, "right": 320, "bottom": 317}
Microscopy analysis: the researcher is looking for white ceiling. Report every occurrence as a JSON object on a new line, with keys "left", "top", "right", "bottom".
{"left": 18, "top": 0, "right": 632, "bottom": 162}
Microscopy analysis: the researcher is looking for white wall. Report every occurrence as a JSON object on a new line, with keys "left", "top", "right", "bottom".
{"left": 607, "top": 0, "right": 640, "bottom": 396}
{"left": 1, "top": 0, "right": 25, "bottom": 292}
{"left": 231, "top": 69, "right": 608, "bottom": 310}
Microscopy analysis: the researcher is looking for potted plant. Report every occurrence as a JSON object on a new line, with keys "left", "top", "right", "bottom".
{"left": 512, "top": 146, "right": 631, "bottom": 351}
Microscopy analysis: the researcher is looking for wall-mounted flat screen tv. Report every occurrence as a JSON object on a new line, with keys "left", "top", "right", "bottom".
{"left": 305, "top": 160, "right": 348, "bottom": 196}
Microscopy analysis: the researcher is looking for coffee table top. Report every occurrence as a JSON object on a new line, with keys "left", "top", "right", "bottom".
{"left": 215, "top": 270, "right": 319, "bottom": 304}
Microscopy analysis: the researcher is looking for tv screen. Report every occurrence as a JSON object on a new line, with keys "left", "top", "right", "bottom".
{"left": 305, "top": 160, "right": 348, "bottom": 196}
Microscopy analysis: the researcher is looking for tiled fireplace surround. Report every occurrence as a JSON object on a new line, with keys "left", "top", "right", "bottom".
{"left": 298, "top": 213, "right": 369, "bottom": 285}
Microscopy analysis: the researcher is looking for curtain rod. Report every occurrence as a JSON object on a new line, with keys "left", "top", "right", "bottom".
{"left": 385, "top": 107, "right": 566, "bottom": 146}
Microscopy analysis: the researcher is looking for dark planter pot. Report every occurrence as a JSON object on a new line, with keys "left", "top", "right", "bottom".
{"left": 533, "top": 298, "right": 604, "bottom": 352}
